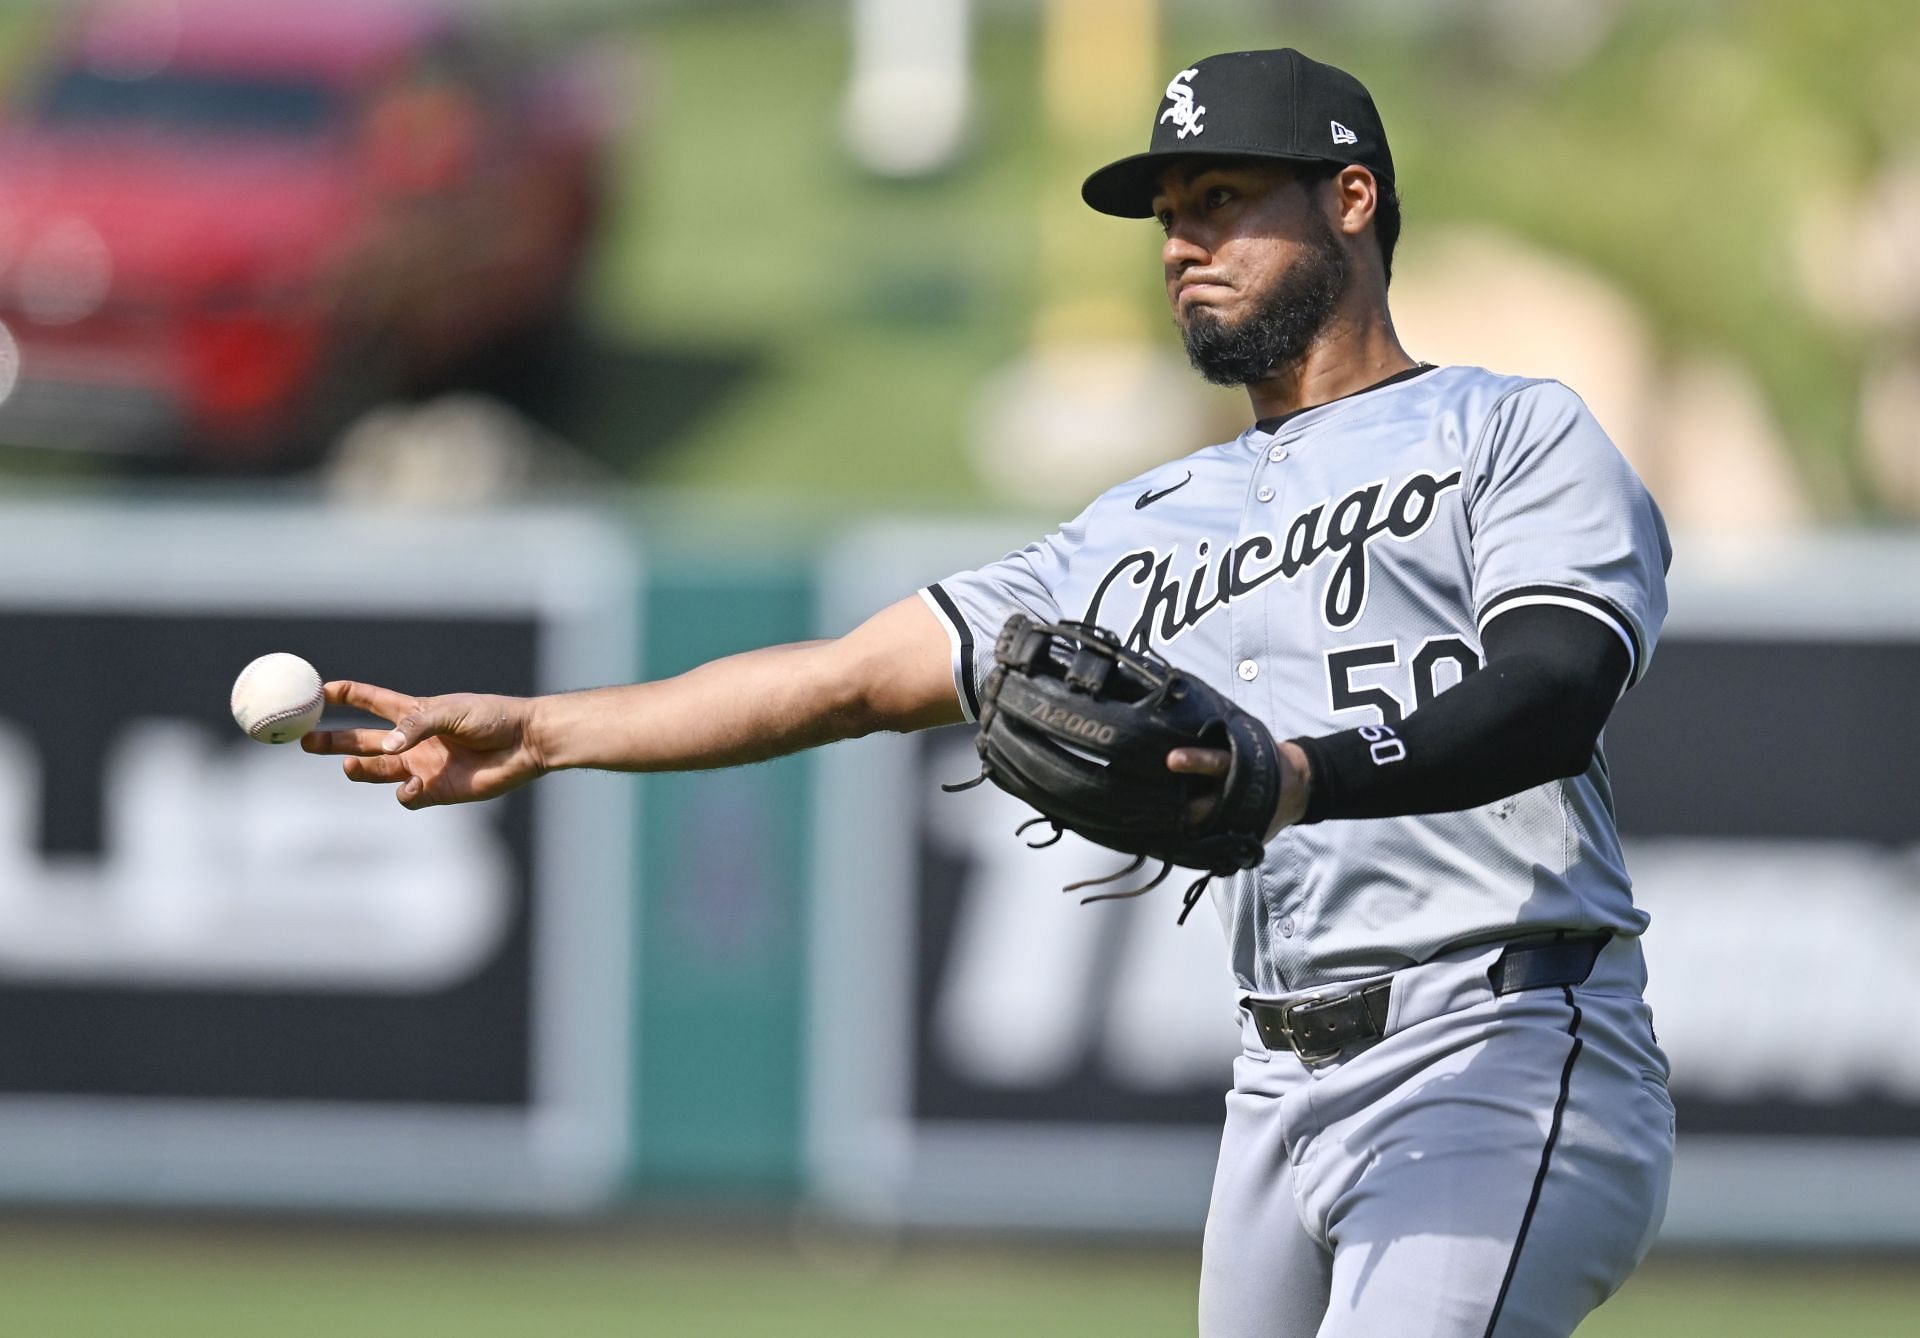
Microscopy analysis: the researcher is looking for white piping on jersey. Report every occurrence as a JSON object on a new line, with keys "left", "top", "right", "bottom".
{"left": 919, "top": 586, "right": 978, "bottom": 722}
{"left": 1478, "top": 591, "right": 1638, "bottom": 688}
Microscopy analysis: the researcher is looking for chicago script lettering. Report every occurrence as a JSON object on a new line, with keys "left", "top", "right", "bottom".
{"left": 1085, "top": 468, "right": 1463, "bottom": 647}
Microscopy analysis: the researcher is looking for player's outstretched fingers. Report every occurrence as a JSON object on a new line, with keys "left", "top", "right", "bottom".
{"left": 397, "top": 776, "right": 440, "bottom": 810}
{"left": 324, "top": 680, "right": 417, "bottom": 724}
{"left": 343, "top": 754, "right": 410, "bottom": 785}
{"left": 303, "top": 727, "right": 397, "bottom": 757}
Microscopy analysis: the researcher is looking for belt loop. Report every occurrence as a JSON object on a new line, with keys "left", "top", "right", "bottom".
{"left": 1488, "top": 931, "right": 1610, "bottom": 997}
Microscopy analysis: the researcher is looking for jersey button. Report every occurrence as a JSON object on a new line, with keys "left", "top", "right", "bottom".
{"left": 1256, "top": 485, "right": 1275, "bottom": 502}
{"left": 1279, "top": 916, "right": 1296, "bottom": 938}
{"left": 1237, "top": 660, "right": 1258, "bottom": 681}
{"left": 1268, "top": 446, "right": 1288, "bottom": 462}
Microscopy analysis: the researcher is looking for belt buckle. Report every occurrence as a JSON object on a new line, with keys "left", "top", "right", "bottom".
{"left": 1279, "top": 993, "right": 1346, "bottom": 1065}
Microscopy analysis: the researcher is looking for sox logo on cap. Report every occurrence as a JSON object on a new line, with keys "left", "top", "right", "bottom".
{"left": 1159, "top": 67, "right": 1206, "bottom": 138}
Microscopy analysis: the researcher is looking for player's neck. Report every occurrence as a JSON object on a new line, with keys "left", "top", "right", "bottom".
{"left": 1243, "top": 309, "right": 1416, "bottom": 423}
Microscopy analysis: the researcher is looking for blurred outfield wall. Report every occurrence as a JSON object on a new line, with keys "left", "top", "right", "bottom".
{"left": 2, "top": 498, "right": 1917, "bottom": 1246}
{"left": 0, "top": 501, "right": 638, "bottom": 1211}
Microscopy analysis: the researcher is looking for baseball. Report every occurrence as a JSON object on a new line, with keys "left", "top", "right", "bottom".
{"left": 230, "top": 652, "right": 325, "bottom": 744}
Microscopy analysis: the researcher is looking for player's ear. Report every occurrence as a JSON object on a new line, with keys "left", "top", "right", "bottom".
{"left": 1328, "top": 165, "right": 1378, "bottom": 239}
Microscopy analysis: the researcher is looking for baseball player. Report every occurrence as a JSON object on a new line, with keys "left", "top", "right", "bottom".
{"left": 308, "top": 48, "right": 1674, "bottom": 1338}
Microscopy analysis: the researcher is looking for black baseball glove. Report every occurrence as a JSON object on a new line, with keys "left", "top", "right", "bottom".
{"left": 946, "top": 613, "right": 1282, "bottom": 922}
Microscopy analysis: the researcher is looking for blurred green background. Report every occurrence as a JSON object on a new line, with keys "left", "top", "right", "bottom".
{"left": 9, "top": 0, "right": 1911, "bottom": 519}
{"left": 543, "top": 0, "right": 1920, "bottom": 517}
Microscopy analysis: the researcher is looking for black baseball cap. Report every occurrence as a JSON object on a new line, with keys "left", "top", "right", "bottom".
{"left": 1081, "top": 48, "right": 1394, "bottom": 218}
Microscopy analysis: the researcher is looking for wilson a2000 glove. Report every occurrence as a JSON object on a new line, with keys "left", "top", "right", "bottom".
{"left": 947, "top": 614, "right": 1282, "bottom": 922}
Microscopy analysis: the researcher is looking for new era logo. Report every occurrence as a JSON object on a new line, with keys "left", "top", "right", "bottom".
{"left": 1330, "top": 120, "right": 1358, "bottom": 146}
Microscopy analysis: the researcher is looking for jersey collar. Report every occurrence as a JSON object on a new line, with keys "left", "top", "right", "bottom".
{"left": 1250, "top": 362, "right": 1437, "bottom": 436}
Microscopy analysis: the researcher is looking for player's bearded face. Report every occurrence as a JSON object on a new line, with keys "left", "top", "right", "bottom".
{"left": 1179, "top": 210, "right": 1350, "bottom": 387}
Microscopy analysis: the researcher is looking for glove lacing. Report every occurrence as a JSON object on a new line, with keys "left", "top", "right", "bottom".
{"left": 1052, "top": 844, "right": 1215, "bottom": 925}
{"left": 944, "top": 786, "right": 1222, "bottom": 924}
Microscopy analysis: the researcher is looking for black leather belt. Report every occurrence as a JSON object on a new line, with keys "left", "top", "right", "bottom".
{"left": 1244, "top": 932, "right": 1611, "bottom": 1063}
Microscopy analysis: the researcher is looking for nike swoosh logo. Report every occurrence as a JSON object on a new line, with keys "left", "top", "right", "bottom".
{"left": 1135, "top": 471, "right": 1193, "bottom": 510}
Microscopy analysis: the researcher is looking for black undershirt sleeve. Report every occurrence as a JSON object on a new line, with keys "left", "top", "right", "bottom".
{"left": 1290, "top": 603, "right": 1632, "bottom": 823}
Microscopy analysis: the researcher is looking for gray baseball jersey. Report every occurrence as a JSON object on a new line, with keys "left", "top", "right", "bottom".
{"left": 922, "top": 364, "right": 1671, "bottom": 996}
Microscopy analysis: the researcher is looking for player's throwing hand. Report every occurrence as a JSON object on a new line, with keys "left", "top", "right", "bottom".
{"left": 301, "top": 680, "right": 547, "bottom": 809}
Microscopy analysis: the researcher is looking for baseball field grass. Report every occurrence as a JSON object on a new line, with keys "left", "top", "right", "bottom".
{"left": 2, "top": 1221, "right": 1916, "bottom": 1338}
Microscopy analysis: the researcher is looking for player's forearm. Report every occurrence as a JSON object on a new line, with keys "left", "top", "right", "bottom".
{"left": 532, "top": 597, "right": 963, "bottom": 773}
{"left": 533, "top": 644, "right": 870, "bottom": 773}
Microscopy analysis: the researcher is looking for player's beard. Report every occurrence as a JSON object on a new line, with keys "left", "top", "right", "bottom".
{"left": 1179, "top": 215, "right": 1350, "bottom": 387}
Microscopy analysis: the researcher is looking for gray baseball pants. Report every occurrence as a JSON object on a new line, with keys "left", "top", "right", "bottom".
{"left": 1199, "top": 936, "right": 1674, "bottom": 1338}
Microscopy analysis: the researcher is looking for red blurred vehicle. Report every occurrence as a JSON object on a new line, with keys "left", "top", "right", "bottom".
{"left": 0, "top": 1, "right": 613, "bottom": 467}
